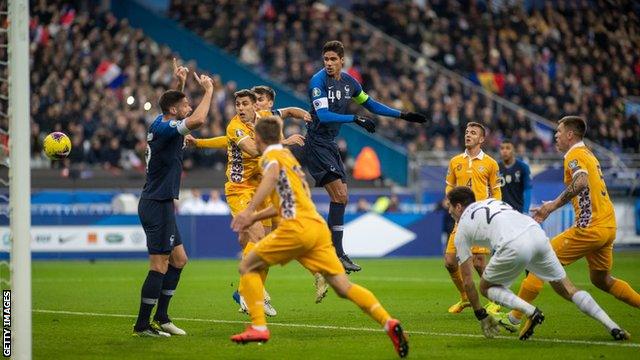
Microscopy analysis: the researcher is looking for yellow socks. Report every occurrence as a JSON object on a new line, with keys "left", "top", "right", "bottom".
{"left": 609, "top": 279, "right": 640, "bottom": 307}
{"left": 448, "top": 267, "right": 468, "bottom": 301}
{"left": 346, "top": 284, "right": 391, "bottom": 326}
{"left": 239, "top": 272, "right": 266, "bottom": 326}
{"left": 510, "top": 273, "right": 544, "bottom": 320}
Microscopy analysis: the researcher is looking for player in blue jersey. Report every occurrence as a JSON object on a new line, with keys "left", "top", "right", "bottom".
{"left": 132, "top": 63, "right": 214, "bottom": 337}
{"left": 498, "top": 141, "right": 532, "bottom": 214}
{"left": 306, "top": 41, "right": 427, "bottom": 272}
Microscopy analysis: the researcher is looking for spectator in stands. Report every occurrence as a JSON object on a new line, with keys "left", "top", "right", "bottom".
{"left": 203, "top": 190, "right": 230, "bottom": 215}
{"left": 179, "top": 189, "right": 206, "bottom": 214}
{"left": 356, "top": 197, "right": 371, "bottom": 213}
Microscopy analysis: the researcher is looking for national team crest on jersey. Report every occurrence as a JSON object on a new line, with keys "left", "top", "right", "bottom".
{"left": 568, "top": 159, "right": 578, "bottom": 169}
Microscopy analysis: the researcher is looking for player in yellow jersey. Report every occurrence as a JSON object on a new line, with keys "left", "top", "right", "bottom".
{"left": 184, "top": 85, "right": 310, "bottom": 150}
{"left": 506, "top": 116, "right": 640, "bottom": 327}
{"left": 444, "top": 122, "right": 503, "bottom": 314}
{"left": 229, "top": 117, "right": 409, "bottom": 357}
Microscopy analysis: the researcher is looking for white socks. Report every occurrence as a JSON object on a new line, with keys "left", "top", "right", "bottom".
{"left": 571, "top": 290, "right": 619, "bottom": 331}
{"left": 487, "top": 286, "right": 536, "bottom": 316}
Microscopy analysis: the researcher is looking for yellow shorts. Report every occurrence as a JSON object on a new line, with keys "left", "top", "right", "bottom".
{"left": 550, "top": 226, "right": 615, "bottom": 271}
{"left": 225, "top": 185, "right": 272, "bottom": 227}
{"left": 445, "top": 223, "right": 490, "bottom": 255}
{"left": 253, "top": 218, "right": 345, "bottom": 276}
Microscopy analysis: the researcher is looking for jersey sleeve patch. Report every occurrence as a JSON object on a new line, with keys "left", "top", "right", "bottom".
{"left": 312, "top": 87, "right": 322, "bottom": 98}
{"left": 313, "top": 97, "right": 329, "bottom": 110}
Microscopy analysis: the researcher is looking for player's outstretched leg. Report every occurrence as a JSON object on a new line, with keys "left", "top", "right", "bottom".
{"left": 590, "top": 269, "right": 640, "bottom": 308}
{"left": 325, "top": 273, "right": 408, "bottom": 358}
{"left": 549, "top": 277, "right": 630, "bottom": 341}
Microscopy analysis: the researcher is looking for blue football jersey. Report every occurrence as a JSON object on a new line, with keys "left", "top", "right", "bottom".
{"left": 141, "top": 114, "right": 191, "bottom": 200}
{"left": 498, "top": 159, "right": 532, "bottom": 213}
{"left": 307, "top": 69, "right": 363, "bottom": 142}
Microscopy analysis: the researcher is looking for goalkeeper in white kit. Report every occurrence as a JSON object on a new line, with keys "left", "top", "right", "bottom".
{"left": 446, "top": 186, "right": 630, "bottom": 341}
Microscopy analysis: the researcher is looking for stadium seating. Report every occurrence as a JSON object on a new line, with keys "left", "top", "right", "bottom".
{"left": 169, "top": 0, "right": 640, "bottom": 154}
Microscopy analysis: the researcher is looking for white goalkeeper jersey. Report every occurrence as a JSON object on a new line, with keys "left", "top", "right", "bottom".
{"left": 454, "top": 198, "right": 539, "bottom": 264}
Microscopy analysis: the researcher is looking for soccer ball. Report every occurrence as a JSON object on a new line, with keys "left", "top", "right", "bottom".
{"left": 43, "top": 132, "right": 72, "bottom": 160}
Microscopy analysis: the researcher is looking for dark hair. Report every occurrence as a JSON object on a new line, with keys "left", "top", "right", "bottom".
{"left": 234, "top": 89, "right": 257, "bottom": 103}
{"left": 159, "top": 90, "right": 186, "bottom": 114}
{"left": 558, "top": 116, "right": 586, "bottom": 138}
{"left": 466, "top": 122, "right": 486, "bottom": 137}
{"left": 447, "top": 186, "right": 476, "bottom": 208}
{"left": 255, "top": 116, "right": 282, "bottom": 145}
{"left": 322, "top": 40, "right": 345, "bottom": 58}
{"left": 251, "top": 85, "right": 276, "bottom": 101}
{"left": 500, "top": 140, "right": 514, "bottom": 147}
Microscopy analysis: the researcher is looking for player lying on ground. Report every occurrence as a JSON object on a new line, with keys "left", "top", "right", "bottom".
{"left": 446, "top": 186, "right": 630, "bottom": 341}
{"left": 229, "top": 116, "right": 409, "bottom": 358}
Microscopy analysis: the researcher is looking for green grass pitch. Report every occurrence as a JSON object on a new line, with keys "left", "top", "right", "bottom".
{"left": 32, "top": 253, "right": 640, "bottom": 359}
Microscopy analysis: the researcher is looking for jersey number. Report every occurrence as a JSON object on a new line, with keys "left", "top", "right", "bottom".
{"left": 466, "top": 179, "right": 472, "bottom": 187}
{"left": 327, "top": 90, "right": 341, "bottom": 103}
{"left": 470, "top": 201, "right": 511, "bottom": 224}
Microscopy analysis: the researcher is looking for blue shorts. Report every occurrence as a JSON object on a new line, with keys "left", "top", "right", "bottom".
{"left": 303, "top": 139, "right": 346, "bottom": 187}
{"left": 138, "top": 198, "right": 182, "bottom": 255}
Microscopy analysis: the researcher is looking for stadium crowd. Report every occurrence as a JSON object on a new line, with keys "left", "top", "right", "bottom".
{"left": 25, "top": 0, "right": 640, "bottom": 173}
{"left": 350, "top": 0, "right": 640, "bottom": 154}
{"left": 169, "top": 0, "right": 640, "bottom": 154}
{"left": 28, "top": 1, "right": 242, "bottom": 170}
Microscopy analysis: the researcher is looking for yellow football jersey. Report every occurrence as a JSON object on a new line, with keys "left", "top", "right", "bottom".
{"left": 260, "top": 144, "right": 323, "bottom": 224}
{"left": 563, "top": 142, "right": 615, "bottom": 228}
{"left": 445, "top": 150, "right": 502, "bottom": 201}
{"left": 225, "top": 110, "right": 273, "bottom": 186}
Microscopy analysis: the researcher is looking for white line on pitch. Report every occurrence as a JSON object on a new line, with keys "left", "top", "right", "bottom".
{"left": 33, "top": 309, "right": 639, "bottom": 348}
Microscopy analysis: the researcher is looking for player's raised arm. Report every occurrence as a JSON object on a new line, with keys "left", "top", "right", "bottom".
{"left": 183, "top": 72, "right": 214, "bottom": 131}
{"left": 277, "top": 107, "right": 312, "bottom": 122}
{"left": 173, "top": 58, "right": 188, "bottom": 92}
{"left": 184, "top": 134, "right": 227, "bottom": 149}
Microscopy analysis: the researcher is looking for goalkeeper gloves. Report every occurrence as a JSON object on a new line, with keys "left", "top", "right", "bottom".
{"left": 400, "top": 112, "right": 427, "bottom": 123}
{"left": 354, "top": 115, "right": 376, "bottom": 133}
{"left": 475, "top": 308, "right": 500, "bottom": 339}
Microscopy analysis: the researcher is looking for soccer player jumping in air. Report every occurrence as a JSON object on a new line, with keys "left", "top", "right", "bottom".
{"left": 306, "top": 40, "right": 427, "bottom": 272}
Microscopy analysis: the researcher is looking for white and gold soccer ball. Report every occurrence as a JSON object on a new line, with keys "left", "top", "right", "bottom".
{"left": 43, "top": 132, "right": 72, "bottom": 160}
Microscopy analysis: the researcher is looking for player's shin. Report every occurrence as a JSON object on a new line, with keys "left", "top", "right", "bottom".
{"left": 346, "top": 284, "right": 391, "bottom": 326}
{"left": 511, "top": 273, "right": 544, "bottom": 320}
{"left": 572, "top": 290, "right": 621, "bottom": 331}
{"left": 134, "top": 270, "right": 165, "bottom": 331}
{"left": 486, "top": 286, "right": 535, "bottom": 316}
{"left": 608, "top": 279, "right": 640, "bottom": 307}
{"left": 328, "top": 202, "right": 346, "bottom": 256}
{"left": 154, "top": 265, "right": 182, "bottom": 323}
{"left": 239, "top": 272, "right": 267, "bottom": 327}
